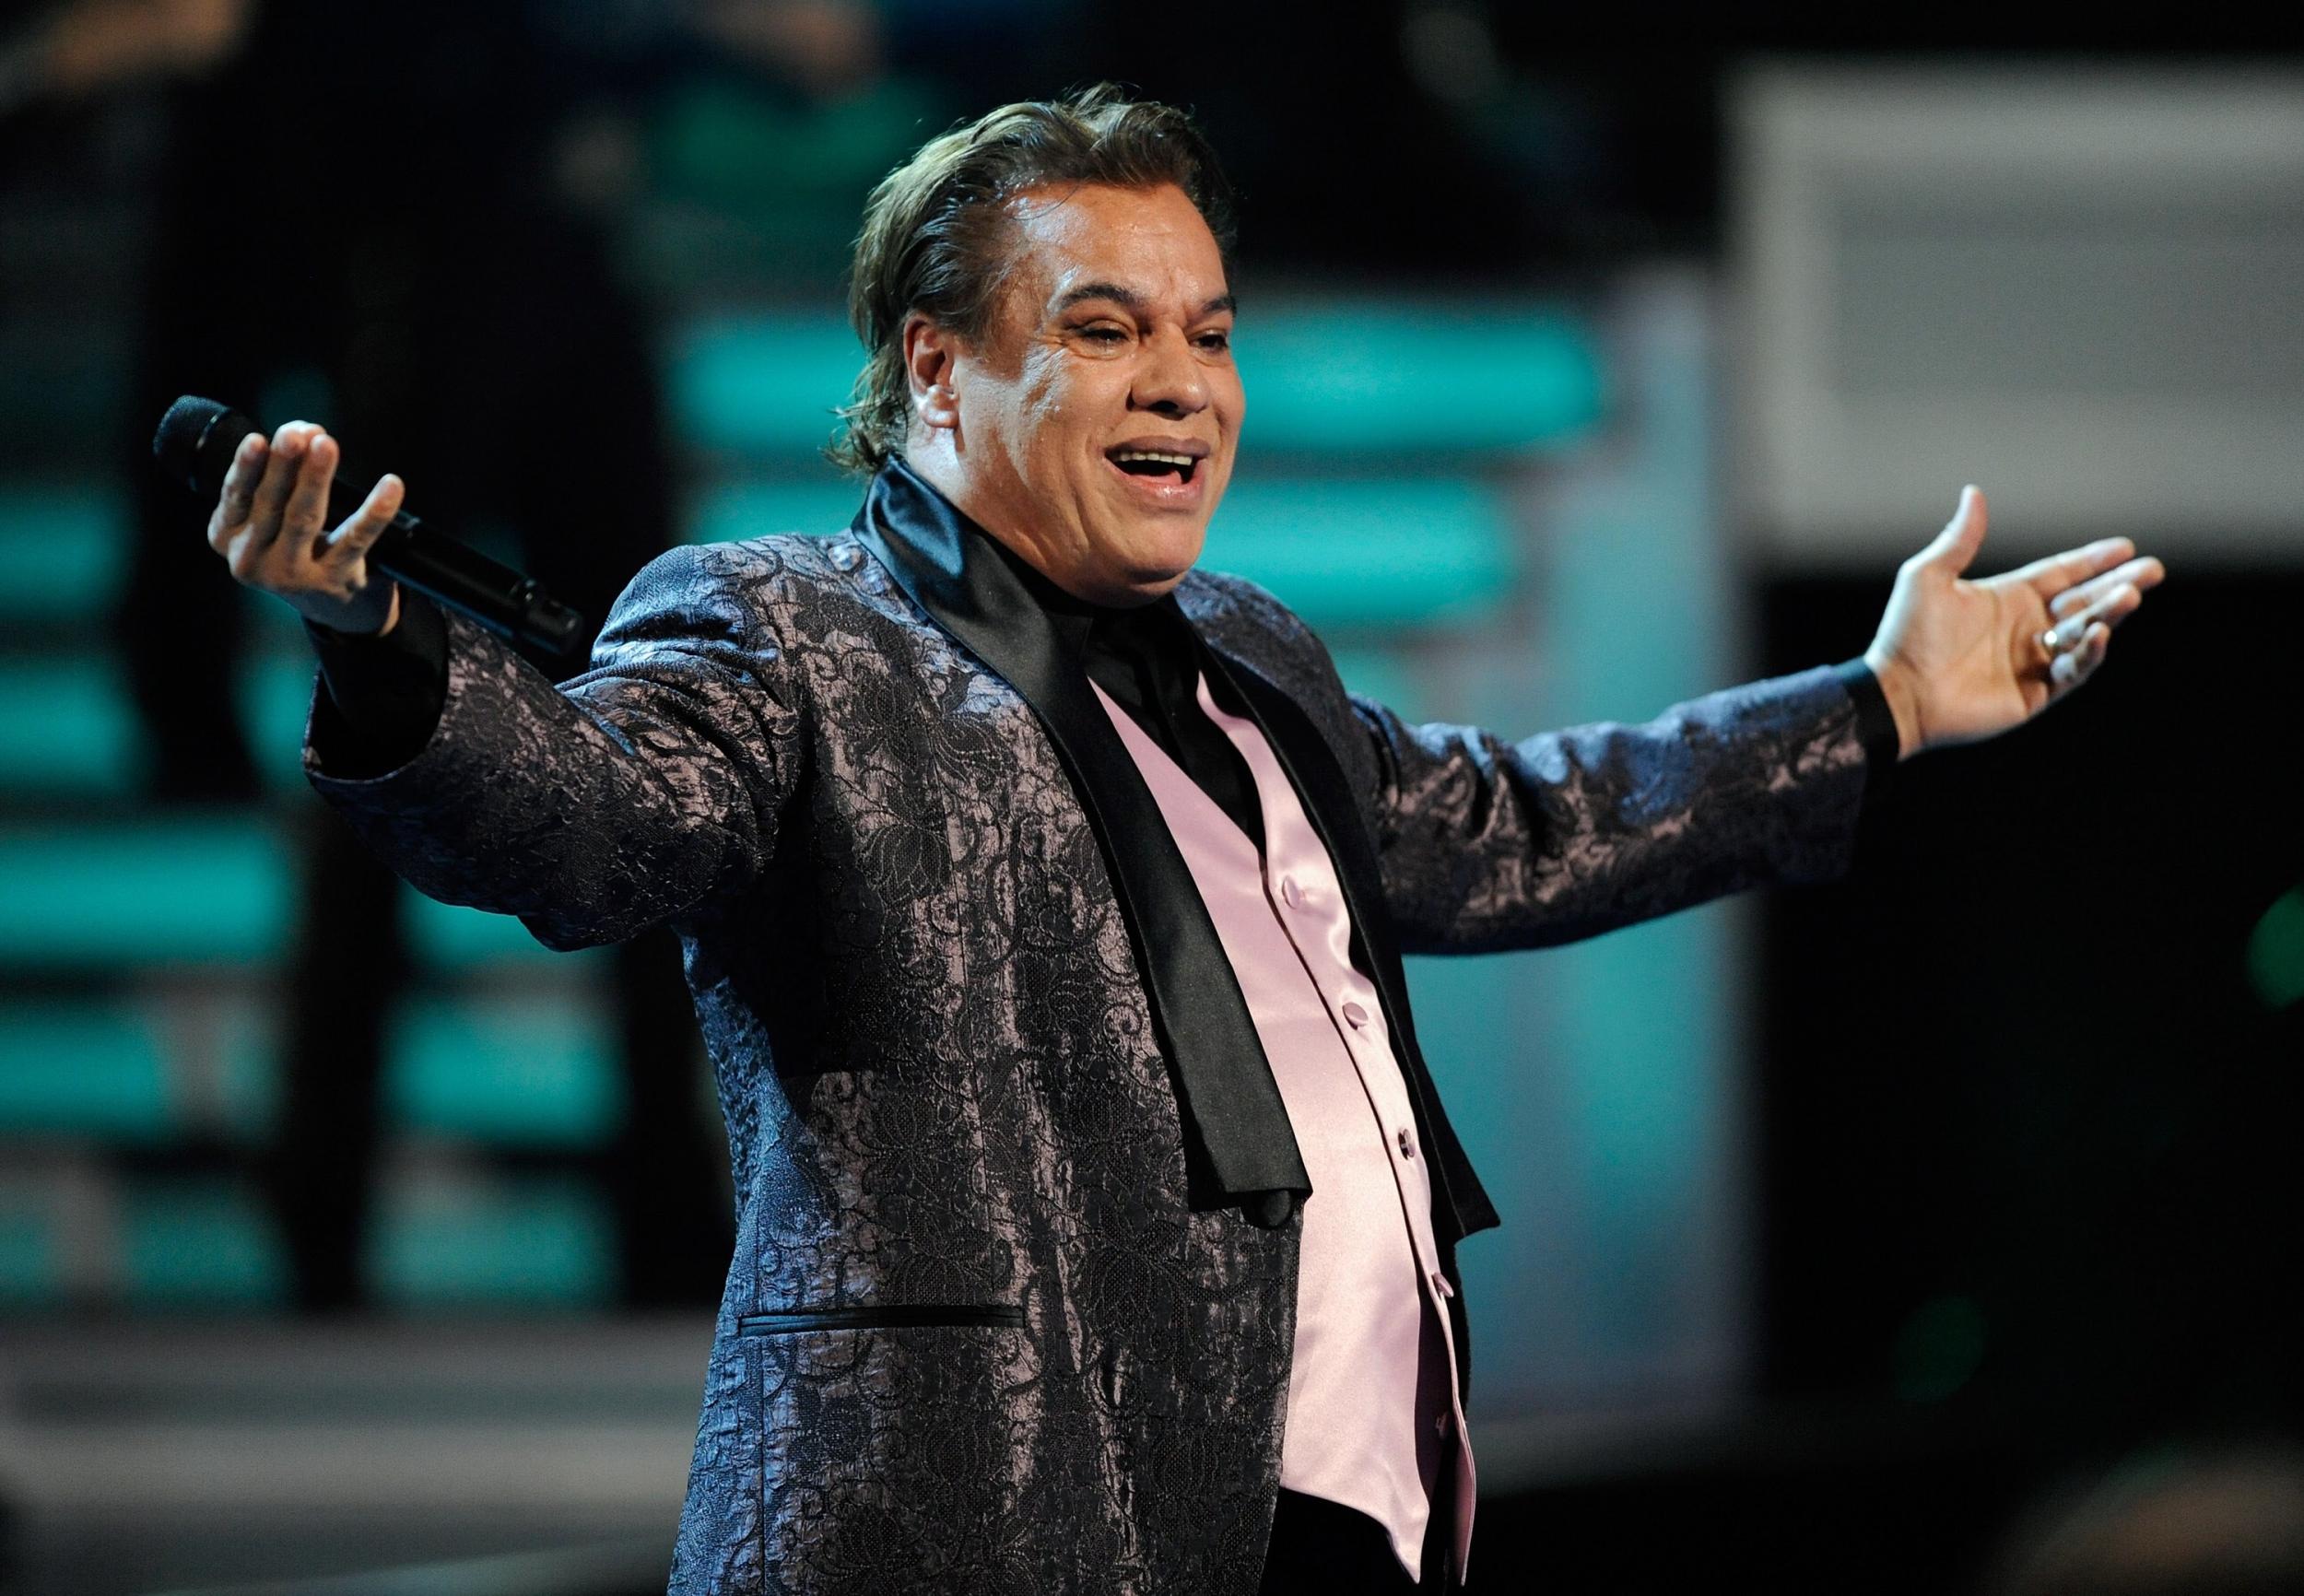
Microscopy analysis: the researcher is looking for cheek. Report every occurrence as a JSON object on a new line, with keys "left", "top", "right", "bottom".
{"left": 1216, "top": 374, "right": 1246, "bottom": 436}
{"left": 1014, "top": 351, "right": 1075, "bottom": 416}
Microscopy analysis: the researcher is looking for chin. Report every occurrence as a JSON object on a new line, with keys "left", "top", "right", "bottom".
{"left": 1123, "top": 527, "right": 1208, "bottom": 590}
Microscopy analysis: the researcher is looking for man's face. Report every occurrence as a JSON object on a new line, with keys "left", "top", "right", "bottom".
{"left": 924, "top": 181, "right": 1242, "bottom": 606}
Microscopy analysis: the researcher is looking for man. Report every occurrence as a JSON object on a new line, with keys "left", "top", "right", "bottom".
{"left": 202, "top": 88, "right": 2159, "bottom": 1595}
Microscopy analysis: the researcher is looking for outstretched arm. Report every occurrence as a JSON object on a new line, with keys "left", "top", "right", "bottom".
{"left": 1361, "top": 487, "right": 2161, "bottom": 954}
{"left": 1359, "top": 661, "right": 1890, "bottom": 954}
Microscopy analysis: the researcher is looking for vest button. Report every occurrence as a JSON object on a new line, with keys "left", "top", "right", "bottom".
{"left": 1280, "top": 875, "right": 1304, "bottom": 909}
{"left": 1341, "top": 1000, "right": 1369, "bottom": 1029}
{"left": 1396, "top": 1126, "right": 1416, "bottom": 1158}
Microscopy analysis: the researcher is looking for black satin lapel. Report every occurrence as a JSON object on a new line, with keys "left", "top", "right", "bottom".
{"left": 1198, "top": 642, "right": 1501, "bottom": 1243}
{"left": 854, "top": 463, "right": 1311, "bottom": 1217}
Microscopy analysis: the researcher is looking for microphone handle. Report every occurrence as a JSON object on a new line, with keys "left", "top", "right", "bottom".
{"left": 339, "top": 493, "right": 588, "bottom": 661}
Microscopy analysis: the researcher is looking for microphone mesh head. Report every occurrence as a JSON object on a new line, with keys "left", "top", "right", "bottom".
{"left": 152, "top": 395, "right": 254, "bottom": 497}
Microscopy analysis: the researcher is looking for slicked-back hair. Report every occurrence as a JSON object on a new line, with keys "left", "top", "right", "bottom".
{"left": 830, "top": 85, "right": 1237, "bottom": 475}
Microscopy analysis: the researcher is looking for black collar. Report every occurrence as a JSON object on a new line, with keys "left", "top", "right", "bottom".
{"left": 882, "top": 470, "right": 1205, "bottom": 675}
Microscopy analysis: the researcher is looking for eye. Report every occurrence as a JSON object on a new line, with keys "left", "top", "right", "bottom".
{"left": 1195, "top": 329, "right": 1232, "bottom": 355}
{"left": 1075, "top": 324, "right": 1128, "bottom": 346}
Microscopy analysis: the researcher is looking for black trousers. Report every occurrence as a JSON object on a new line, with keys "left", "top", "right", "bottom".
{"left": 1258, "top": 1485, "right": 1457, "bottom": 1594}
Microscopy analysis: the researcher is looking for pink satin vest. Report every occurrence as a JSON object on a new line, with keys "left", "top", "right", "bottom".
{"left": 1093, "top": 675, "right": 1476, "bottom": 1584}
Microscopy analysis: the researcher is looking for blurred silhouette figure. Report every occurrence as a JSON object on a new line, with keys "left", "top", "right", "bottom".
{"left": 107, "top": 0, "right": 735, "bottom": 1308}
{"left": 1985, "top": 1445, "right": 2304, "bottom": 1596}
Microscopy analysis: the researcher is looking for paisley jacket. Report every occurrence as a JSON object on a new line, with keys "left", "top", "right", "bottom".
{"left": 305, "top": 460, "right": 1889, "bottom": 1593}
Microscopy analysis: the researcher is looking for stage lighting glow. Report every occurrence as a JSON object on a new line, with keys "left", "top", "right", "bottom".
{"left": 2245, "top": 887, "right": 2304, "bottom": 1011}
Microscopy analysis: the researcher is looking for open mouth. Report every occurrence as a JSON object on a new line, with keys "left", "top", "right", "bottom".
{"left": 1106, "top": 447, "right": 1202, "bottom": 486}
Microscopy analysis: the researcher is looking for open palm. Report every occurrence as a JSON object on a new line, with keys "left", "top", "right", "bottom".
{"left": 1862, "top": 487, "right": 2164, "bottom": 757}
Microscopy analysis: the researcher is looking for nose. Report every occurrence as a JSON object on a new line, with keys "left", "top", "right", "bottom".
{"left": 1131, "top": 325, "right": 1209, "bottom": 419}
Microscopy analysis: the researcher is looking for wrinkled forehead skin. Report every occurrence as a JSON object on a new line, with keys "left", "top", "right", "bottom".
{"left": 982, "top": 181, "right": 1235, "bottom": 359}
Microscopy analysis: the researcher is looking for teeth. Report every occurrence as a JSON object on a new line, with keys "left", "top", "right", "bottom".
{"left": 1112, "top": 451, "right": 1195, "bottom": 466}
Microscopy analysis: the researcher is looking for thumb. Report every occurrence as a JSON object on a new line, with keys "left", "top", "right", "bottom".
{"left": 324, "top": 472, "right": 405, "bottom": 563}
{"left": 1915, "top": 484, "right": 1988, "bottom": 577}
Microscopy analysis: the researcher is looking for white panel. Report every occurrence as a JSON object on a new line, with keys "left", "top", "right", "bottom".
{"left": 1728, "top": 64, "right": 2304, "bottom": 561}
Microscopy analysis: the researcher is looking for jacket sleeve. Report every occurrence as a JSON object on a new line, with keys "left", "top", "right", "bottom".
{"left": 1354, "top": 663, "right": 1898, "bottom": 956}
{"left": 303, "top": 541, "right": 805, "bottom": 950}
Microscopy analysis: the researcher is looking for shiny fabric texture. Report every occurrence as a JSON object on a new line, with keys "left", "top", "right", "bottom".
{"left": 304, "top": 466, "right": 1877, "bottom": 1594}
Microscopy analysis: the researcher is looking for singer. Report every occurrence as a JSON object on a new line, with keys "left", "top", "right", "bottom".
{"left": 200, "top": 87, "right": 2159, "bottom": 1595}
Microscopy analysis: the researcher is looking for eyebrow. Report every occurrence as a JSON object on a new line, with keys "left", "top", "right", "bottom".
{"left": 1050, "top": 283, "right": 1238, "bottom": 319}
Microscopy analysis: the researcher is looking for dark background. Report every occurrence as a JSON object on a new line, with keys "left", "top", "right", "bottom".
{"left": 1, "top": 4, "right": 2298, "bottom": 1591}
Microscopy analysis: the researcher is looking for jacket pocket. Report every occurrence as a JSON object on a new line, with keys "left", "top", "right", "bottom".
{"left": 735, "top": 1303, "right": 1026, "bottom": 1336}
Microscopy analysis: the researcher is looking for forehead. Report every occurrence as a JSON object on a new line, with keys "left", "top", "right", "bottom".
{"left": 998, "top": 182, "right": 1228, "bottom": 309}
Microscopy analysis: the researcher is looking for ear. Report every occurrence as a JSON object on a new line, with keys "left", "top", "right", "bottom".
{"left": 902, "top": 314, "right": 960, "bottom": 433}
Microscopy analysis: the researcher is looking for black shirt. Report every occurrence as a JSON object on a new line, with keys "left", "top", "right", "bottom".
{"left": 978, "top": 532, "right": 1266, "bottom": 851}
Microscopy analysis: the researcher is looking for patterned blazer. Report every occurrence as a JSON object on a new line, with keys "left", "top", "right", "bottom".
{"left": 306, "top": 460, "right": 1886, "bottom": 1594}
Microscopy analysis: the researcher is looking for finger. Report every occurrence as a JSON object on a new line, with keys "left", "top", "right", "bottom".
{"left": 2049, "top": 620, "right": 2110, "bottom": 696}
{"left": 279, "top": 429, "right": 340, "bottom": 557}
{"left": 2012, "top": 535, "right": 2133, "bottom": 602}
{"left": 206, "top": 431, "right": 267, "bottom": 550}
{"left": 223, "top": 519, "right": 280, "bottom": 584}
{"left": 2046, "top": 581, "right": 2143, "bottom": 649}
{"left": 1913, "top": 484, "right": 1988, "bottom": 577}
{"left": 242, "top": 420, "right": 317, "bottom": 551}
{"left": 323, "top": 472, "right": 405, "bottom": 565}
{"left": 2049, "top": 556, "right": 2165, "bottom": 620}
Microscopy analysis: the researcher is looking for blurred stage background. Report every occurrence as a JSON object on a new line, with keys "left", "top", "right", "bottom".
{"left": 0, "top": 5, "right": 2299, "bottom": 1592}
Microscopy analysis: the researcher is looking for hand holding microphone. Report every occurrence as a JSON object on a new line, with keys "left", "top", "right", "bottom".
{"left": 156, "top": 395, "right": 587, "bottom": 657}
{"left": 207, "top": 418, "right": 406, "bottom": 637}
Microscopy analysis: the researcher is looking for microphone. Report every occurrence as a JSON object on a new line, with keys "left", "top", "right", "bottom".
{"left": 153, "top": 395, "right": 587, "bottom": 660}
